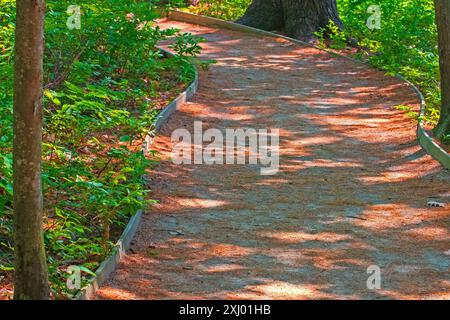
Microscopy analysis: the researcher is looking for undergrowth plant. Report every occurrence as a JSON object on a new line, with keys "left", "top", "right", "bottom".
{"left": 184, "top": 0, "right": 252, "bottom": 20}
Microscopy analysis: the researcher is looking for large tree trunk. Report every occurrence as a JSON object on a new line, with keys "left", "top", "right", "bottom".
{"left": 13, "top": 0, "right": 50, "bottom": 300}
{"left": 434, "top": 0, "right": 450, "bottom": 138}
{"left": 237, "top": 0, "right": 343, "bottom": 41}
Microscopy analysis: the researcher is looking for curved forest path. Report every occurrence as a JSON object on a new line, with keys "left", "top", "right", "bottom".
{"left": 96, "top": 19, "right": 450, "bottom": 300}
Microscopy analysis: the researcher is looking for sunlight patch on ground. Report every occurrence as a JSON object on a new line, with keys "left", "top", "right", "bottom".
{"left": 232, "top": 281, "right": 356, "bottom": 300}
{"left": 172, "top": 197, "right": 229, "bottom": 209}
{"left": 258, "top": 231, "right": 353, "bottom": 244}
{"left": 406, "top": 226, "right": 450, "bottom": 241}
{"left": 201, "top": 264, "right": 246, "bottom": 273}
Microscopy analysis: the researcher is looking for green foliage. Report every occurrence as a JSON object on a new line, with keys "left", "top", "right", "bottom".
{"left": 185, "top": 0, "right": 252, "bottom": 20}
{"left": 0, "top": 0, "right": 15, "bottom": 280}
{"left": 442, "top": 134, "right": 450, "bottom": 145}
{"left": 333, "top": 0, "right": 441, "bottom": 127}
{"left": 0, "top": 0, "right": 202, "bottom": 298}
{"left": 394, "top": 105, "right": 419, "bottom": 120}
{"left": 315, "top": 20, "right": 348, "bottom": 50}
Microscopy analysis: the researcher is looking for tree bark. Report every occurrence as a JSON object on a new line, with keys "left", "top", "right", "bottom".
{"left": 13, "top": 0, "right": 50, "bottom": 300}
{"left": 237, "top": 0, "right": 284, "bottom": 33}
{"left": 237, "top": 0, "right": 343, "bottom": 41}
{"left": 434, "top": 0, "right": 450, "bottom": 138}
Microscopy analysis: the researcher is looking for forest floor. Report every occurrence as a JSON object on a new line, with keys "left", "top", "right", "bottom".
{"left": 95, "top": 19, "right": 450, "bottom": 300}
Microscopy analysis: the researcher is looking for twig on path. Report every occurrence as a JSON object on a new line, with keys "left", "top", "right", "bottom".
{"left": 346, "top": 215, "right": 367, "bottom": 221}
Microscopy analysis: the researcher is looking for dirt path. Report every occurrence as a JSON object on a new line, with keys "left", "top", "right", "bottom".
{"left": 96, "top": 19, "right": 449, "bottom": 300}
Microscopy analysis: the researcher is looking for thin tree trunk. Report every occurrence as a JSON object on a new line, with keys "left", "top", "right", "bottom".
{"left": 237, "top": 0, "right": 343, "bottom": 41}
{"left": 13, "top": 0, "right": 49, "bottom": 300}
{"left": 434, "top": 0, "right": 450, "bottom": 138}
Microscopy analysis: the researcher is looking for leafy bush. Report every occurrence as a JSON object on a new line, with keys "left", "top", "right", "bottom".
{"left": 336, "top": 0, "right": 440, "bottom": 126}
{"left": 185, "top": 0, "right": 251, "bottom": 20}
{"left": 0, "top": 0, "right": 202, "bottom": 298}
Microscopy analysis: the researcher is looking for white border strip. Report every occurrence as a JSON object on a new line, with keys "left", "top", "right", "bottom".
{"left": 169, "top": 10, "right": 450, "bottom": 170}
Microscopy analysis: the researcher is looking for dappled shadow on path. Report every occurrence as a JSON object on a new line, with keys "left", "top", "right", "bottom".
{"left": 96, "top": 20, "right": 450, "bottom": 300}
